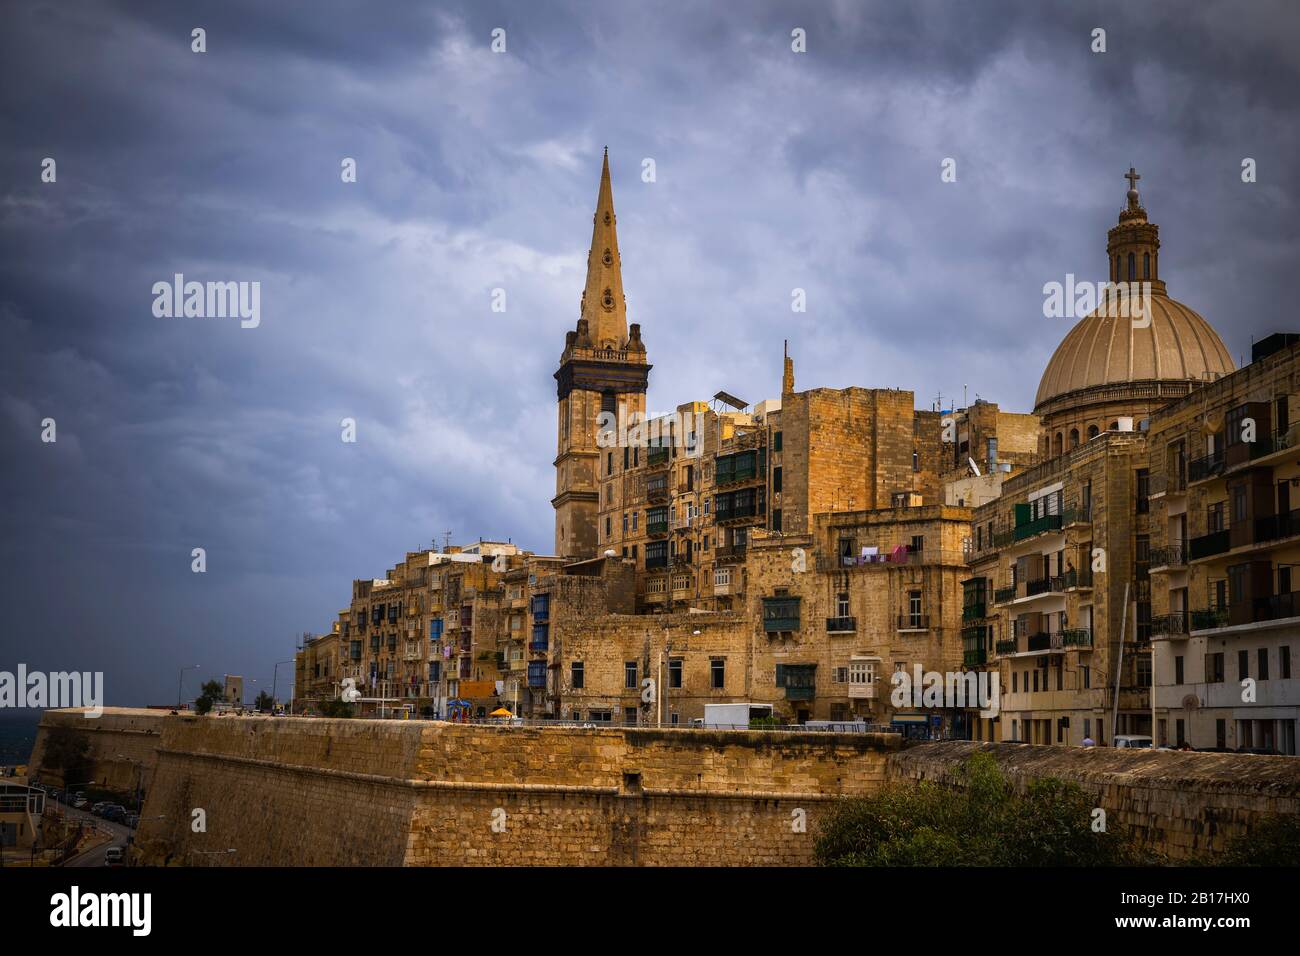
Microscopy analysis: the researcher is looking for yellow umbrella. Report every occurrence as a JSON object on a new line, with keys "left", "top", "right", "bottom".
{"left": 489, "top": 707, "right": 514, "bottom": 718}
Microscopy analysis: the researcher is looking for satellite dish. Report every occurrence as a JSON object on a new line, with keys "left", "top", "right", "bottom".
{"left": 1181, "top": 694, "right": 1200, "bottom": 709}
{"left": 604, "top": 549, "right": 616, "bottom": 558}
{"left": 968, "top": 457, "right": 981, "bottom": 477}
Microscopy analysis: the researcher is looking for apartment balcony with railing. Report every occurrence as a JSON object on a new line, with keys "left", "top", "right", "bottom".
{"left": 1189, "top": 528, "right": 1230, "bottom": 561}
{"left": 646, "top": 446, "right": 670, "bottom": 468}
{"left": 715, "top": 448, "right": 767, "bottom": 488}
{"left": 1149, "top": 543, "right": 1187, "bottom": 569}
{"left": 644, "top": 553, "right": 669, "bottom": 570}
{"left": 1058, "top": 628, "right": 1092, "bottom": 649}
{"left": 1188, "top": 448, "right": 1225, "bottom": 483}
{"left": 825, "top": 616, "right": 856, "bottom": 633}
{"left": 714, "top": 542, "right": 747, "bottom": 563}
{"left": 995, "top": 637, "right": 1018, "bottom": 656}
{"left": 897, "top": 613, "right": 930, "bottom": 632}
{"left": 1150, "top": 610, "right": 1189, "bottom": 639}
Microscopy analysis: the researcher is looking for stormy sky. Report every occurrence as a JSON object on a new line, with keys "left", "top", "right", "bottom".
{"left": 1, "top": 0, "right": 1297, "bottom": 707}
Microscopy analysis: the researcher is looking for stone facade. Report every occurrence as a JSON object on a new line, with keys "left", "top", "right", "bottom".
{"left": 1146, "top": 333, "right": 1300, "bottom": 753}
{"left": 30, "top": 709, "right": 1298, "bottom": 865}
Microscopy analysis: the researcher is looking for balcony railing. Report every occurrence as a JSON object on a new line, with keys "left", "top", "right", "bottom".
{"left": 1061, "top": 567, "right": 1093, "bottom": 589}
{"left": 1191, "top": 606, "right": 1228, "bottom": 630}
{"left": 825, "top": 616, "right": 856, "bottom": 633}
{"left": 962, "top": 602, "right": 987, "bottom": 621}
{"left": 1249, "top": 590, "right": 1300, "bottom": 624}
{"left": 645, "top": 554, "right": 669, "bottom": 570}
{"left": 1013, "top": 513, "right": 1063, "bottom": 541}
{"left": 647, "top": 447, "right": 670, "bottom": 468}
{"left": 1149, "top": 544, "right": 1186, "bottom": 568}
{"left": 994, "top": 586, "right": 1016, "bottom": 604}
{"left": 646, "top": 520, "right": 669, "bottom": 537}
{"left": 1059, "top": 628, "right": 1092, "bottom": 648}
{"left": 963, "top": 648, "right": 988, "bottom": 666}
{"left": 1189, "top": 530, "right": 1230, "bottom": 560}
{"left": 1025, "top": 576, "right": 1053, "bottom": 597}
{"left": 646, "top": 484, "right": 669, "bottom": 504}
{"left": 897, "top": 614, "right": 930, "bottom": 631}
{"left": 995, "top": 638, "right": 1018, "bottom": 656}
{"left": 1188, "top": 450, "right": 1225, "bottom": 483}
{"left": 1150, "top": 611, "right": 1189, "bottom": 638}
{"left": 715, "top": 543, "right": 747, "bottom": 563}
{"left": 1025, "top": 632, "right": 1055, "bottom": 652}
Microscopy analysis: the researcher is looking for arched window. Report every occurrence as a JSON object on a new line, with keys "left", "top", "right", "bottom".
{"left": 1114, "top": 256, "right": 1121, "bottom": 282}
{"left": 1127, "top": 253, "right": 1136, "bottom": 281}
{"left": 1054, "top": 432, "right": 1064, "bottom": 456}
{"left": 1088, "top": 424, "right": 1099, "bottom": 439}
{"left": 1109, "top": 421, "right": 1119, "bottom": 431}
{"left": 1143, "top": 252, "right": 1150, "bottom": 279}
{"left": 1069, "top": 428, "right": 1080, "bottom": 448}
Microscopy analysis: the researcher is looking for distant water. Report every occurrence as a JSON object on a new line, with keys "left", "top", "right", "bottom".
{"left": 0, "top": 710, "right": 43, "bottom": 766}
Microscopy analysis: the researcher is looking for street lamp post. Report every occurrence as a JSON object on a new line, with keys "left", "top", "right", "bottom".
{"left": 271, "top": 659, "right": 295, "bottom": 714}
{"left": 177, "top": 665, "right": 201, "bottom": 710}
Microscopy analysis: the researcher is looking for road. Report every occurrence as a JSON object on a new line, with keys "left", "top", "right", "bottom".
{"left": 51, "top": 801, "right": 135, "bottom": 868}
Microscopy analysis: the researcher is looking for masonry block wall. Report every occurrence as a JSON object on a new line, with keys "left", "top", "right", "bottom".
{"left": 886, "top": 740, "right": 1300, "bottom": 859}
{"left": 29, "top": 707, "right": 164, "bottom": 795}
{"left": 32, "top": 710, "right": 1299, "bottom": 865}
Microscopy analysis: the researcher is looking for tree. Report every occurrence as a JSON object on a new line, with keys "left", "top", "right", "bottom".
{"left": 813, "top": 752, "right": 1154, "bottom": 866}
{"left": 254, "top": 690, "right": 274, "bottom": 713}
{"left": 42, "top": 727, "right": 92, "bottom": 786}
{"left": 317, "top": 697, "right": 356, "bottom": 719}
{"left": 193, "top": 678, "right": 224, "bottom": 715}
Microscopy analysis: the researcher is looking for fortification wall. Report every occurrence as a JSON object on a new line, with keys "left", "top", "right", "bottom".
{"left": 30, "top": 711, "right": 1300, "bottom": 865}
{"left": 886, "top": 741, "right": 1300, "bottom": 859}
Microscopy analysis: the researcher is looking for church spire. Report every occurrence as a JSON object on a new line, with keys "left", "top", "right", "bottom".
{"left": 577, "top": 147, "right": 629, "bottom": 350}
{"left": 1107, "top": 165, "right": 1166, "bottom": 295}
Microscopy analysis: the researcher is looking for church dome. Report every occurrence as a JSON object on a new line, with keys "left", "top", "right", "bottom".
{"left": 1034, "top": 295, "right": 1234, "bottom": 411}
{"left": 1034, "top": 169, "right": 1234, "bottom": 414}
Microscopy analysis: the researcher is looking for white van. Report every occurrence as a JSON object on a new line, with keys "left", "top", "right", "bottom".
{"left": 1113, "top": 735, "right": 1153, "bottom": 749}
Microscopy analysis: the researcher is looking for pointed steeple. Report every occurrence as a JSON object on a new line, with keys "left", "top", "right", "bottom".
{"left": 578, "top": 147, "right": 629, "bottom": 350}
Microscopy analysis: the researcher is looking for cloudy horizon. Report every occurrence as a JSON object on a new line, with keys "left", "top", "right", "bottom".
{"left": 2, "top": 0, "right": 1298, "bottom": 706}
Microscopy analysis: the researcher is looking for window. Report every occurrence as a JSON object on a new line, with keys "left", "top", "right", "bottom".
{"left": 669, "top": 658, "right": 683, "bottom": 688}
{"left": 624, "top": 446, "right": 629, "bottom": 469}
{"left": 1082, "top": 665, "right": 1090, "bottom": 689}
{"left": 774, "top": 431, "right": 782, "bottom": 451}
{"left": 1238, "top": 649, "right": 1249, "bottom": 680}
{"left": 1258, "top": 648, "right": 1269, "bottom": 681}
{"left": 625, "top": 661, "right": 638, "bottom": 689}
{"left": 607, "top": 451, "right": 613, "bottom": 476}
{"left": 1283, "top": 645, "right": 1292, "bottom": 679}
{"left": 771, "top": 509, "right": 782, "bottom": 532}
{"left": 571, "top": 661, "right": 584, "bottom": 689}
{"left": 911, "top": 535, "right": 924, "bottom": 553}
{"left": 710, "top": 658, "right": 725, "bottom": 689}
{"left": 605, "top": 516, "right": 612, "bottom": 538}
{"left": 686, "top": 465, "right": 694, "bottom": 492}
{"left": 1136, "top": 469, "right": 1149, "bottom": 513}
{"left": 1175, "top": 655, "right": 1184, "bottom": 685}
{"left": 912, "top": 451, "right": 919, "bottom": 472}
{"left": 773, "top": 466, "right": 782, "bottom": 493}
{"left": 837, "top": 591, "right": 850, "bottom": 617}
{"left": 1206, "top": 652, "right": 1225, "bottom": 683}
{"left": 1143, "top": 252, "right": 1151, "bottom": 279}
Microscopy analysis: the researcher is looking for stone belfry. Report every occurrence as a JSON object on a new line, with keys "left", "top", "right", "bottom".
{"left": 553, "top": 149, "right": 651, "bottom": 560}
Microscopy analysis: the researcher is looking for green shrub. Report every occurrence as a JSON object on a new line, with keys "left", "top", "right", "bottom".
{"left": 814, "top": 752, "right": 1153, "bottom": 866}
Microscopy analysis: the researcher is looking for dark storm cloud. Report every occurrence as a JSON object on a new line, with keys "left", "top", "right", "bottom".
{"left": 1, "top": 0, "right": 1297, "bottom": 704}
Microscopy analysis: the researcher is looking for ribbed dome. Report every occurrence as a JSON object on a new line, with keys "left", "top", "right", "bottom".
{"left": 1034, "top": 293, "right": 1234, "bottom": 411}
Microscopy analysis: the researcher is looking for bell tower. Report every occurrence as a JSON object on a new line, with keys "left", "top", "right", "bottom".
{"left": 553, "top": 149, "right": 651, "bottom": 560}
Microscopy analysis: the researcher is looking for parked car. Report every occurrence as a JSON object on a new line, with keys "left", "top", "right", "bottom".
{"left": 103, "top": 806, "right": 127, "bottom": 823}
{"left": 73, "top": 797, "right": 89, "bottom": 810}
{"left": 1113, "top": 735, "right": 1154, "bottom": 749}
{"left": 103, "top": 846, "right": 125, "bottom": 867}
{"left": 90, "top": 802, "right": 108, "bottom": 815}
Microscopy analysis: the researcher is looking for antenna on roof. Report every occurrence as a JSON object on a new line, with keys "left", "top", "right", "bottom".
{"left": 442, "top": 530, "right": 453, "bottom": 551}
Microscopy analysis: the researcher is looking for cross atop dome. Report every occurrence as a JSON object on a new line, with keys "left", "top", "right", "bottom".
{"left": 1125, "top": 165, "right": 1142, "bottom": 208}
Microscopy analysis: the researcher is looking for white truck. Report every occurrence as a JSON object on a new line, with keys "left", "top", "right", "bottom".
{"left": 700, "top": 703, "right": 775, "bottom": 730}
